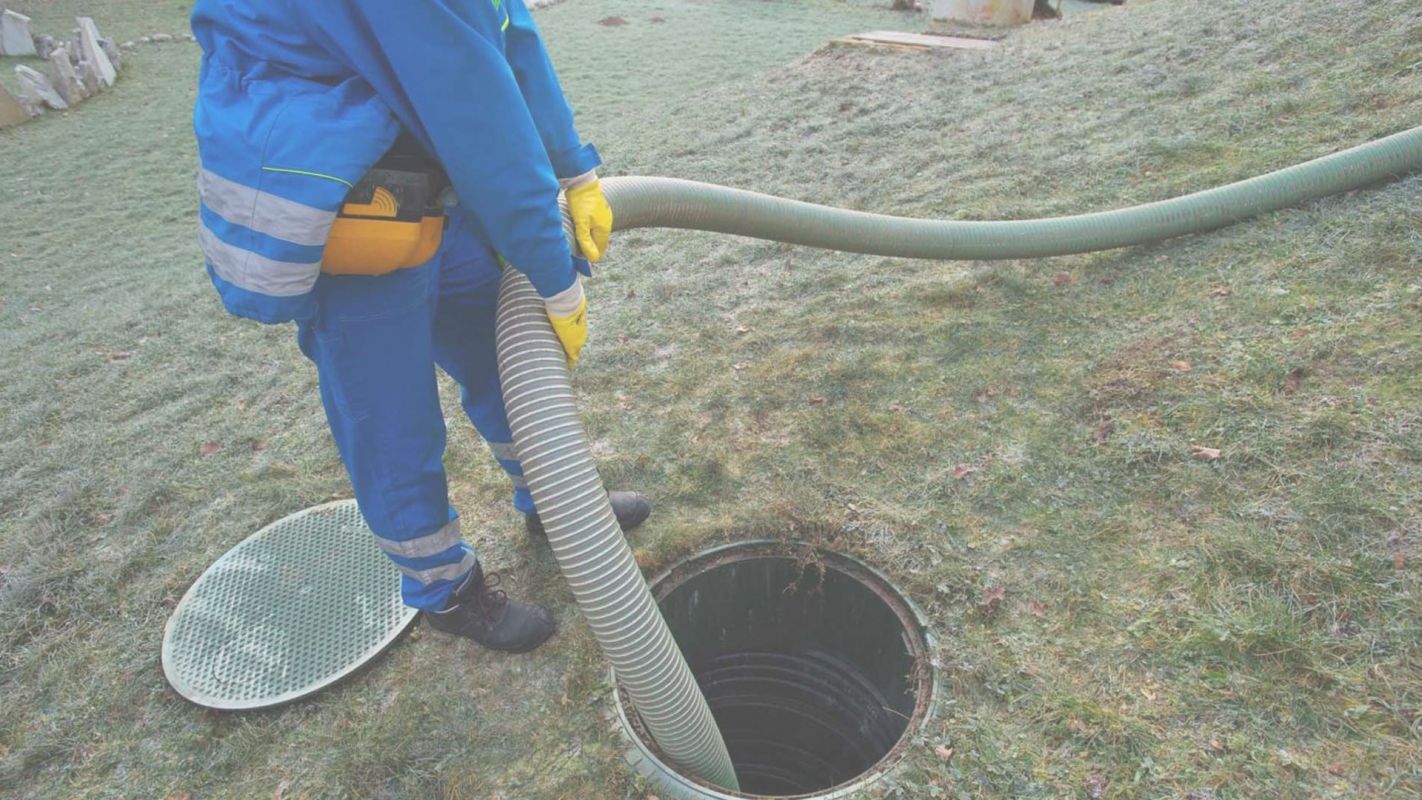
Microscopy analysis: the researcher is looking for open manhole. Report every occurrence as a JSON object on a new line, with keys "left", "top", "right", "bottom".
{"left": 616, "top": 541, "right": 936, "bottom": 799}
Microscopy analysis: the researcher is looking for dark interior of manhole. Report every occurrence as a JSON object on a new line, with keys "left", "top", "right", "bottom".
{"left": 640, "top": 547, "right": 929, "bottom": 797}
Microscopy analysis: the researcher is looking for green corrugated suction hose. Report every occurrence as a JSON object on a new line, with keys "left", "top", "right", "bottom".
{"left": 497, "top": 126, "right": 1421, "bottom": 794}
{"left": 601, "top": 126, "right": 1422, "bottom": 260}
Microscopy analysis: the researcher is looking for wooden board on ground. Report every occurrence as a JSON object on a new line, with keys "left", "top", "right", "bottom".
{"left": 834, "top": 30, "right": 1000, "bottom": 52}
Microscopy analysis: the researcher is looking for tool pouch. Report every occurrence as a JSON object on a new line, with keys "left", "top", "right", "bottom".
{"left": 322, "top": 136, "right": 449, "bottom": 275}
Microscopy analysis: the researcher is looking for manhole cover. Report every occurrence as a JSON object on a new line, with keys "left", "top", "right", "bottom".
{"left": 161, "top": 500, "right": 417, "bottom": 710}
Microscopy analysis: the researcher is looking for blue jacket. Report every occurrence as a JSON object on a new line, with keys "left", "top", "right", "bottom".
{"left": 192, "top": 0, "right": 599, "bottom": 323}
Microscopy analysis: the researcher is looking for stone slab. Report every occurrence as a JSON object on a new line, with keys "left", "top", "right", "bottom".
{"left": 16, "top": 65, "right": 69, "bottom": 110}
{"left": 75, "top": 17, "right": 117, "bottom": 88}
{"left": 1, "top": 9, "right": 38, "bottom": 57}
{"left": 49, "top": 47, "right": 86, "bottom": 105}
{"left": 837, "top": 30, "right": 1001, "bottom": 51}
{"left": 0, "top": 82, "right": 30, "bottom": 127}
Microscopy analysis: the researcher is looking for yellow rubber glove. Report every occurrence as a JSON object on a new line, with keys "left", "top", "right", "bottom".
{"left": 565, "top": 175, "right": 613, "bottom": 262}
{"left": 544, "top": 279, "right": 588, "bottom": 367}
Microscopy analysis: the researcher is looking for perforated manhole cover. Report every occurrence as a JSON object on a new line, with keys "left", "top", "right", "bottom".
{"left": 161, "top": 500, "right": 418, "bottom": 710}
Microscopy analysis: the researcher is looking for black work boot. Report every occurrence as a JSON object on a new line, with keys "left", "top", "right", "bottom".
{"left": 424, "top": 563, "right": 555, "bottom": 653}
{"left": 524, "top": 490, "right": 651, "bottom": 538}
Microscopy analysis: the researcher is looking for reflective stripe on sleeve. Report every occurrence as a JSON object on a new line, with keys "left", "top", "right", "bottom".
{"left": 199, "top": 222, "right": 321, "bottom": 297}
{"left": 374, "top": 518, "right": 464, "bottom": 560}
{"left": 198, "top": 167, "right": 339, "bottom": 247}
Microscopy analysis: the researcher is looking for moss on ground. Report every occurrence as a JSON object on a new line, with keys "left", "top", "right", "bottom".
{"left": 2, "top": 0, "right": 1420, "bottom": 798}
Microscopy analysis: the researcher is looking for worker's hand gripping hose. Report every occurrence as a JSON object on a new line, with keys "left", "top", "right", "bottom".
{"left": 500, "top": 126, "right": 1421, "bottom": 793}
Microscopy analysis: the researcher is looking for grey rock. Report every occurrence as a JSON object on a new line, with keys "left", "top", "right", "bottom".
{"left": 121, "top": 41, "right": 135, "bottom": 49}
{"left": 17, "top": 93, "right": 46, "bottom": 119}
{"left": 99, "top": 36, "right": 122, "bottom": 71}
{"left": 16, "top": 64, "right": 68, "bottom": 110}
{"left": 139, "top": 35, "right": 153, "bottom": 44}
{"left": 76, "top": 59, "right": 102, "bottom": 96}
{"left": 34, "top": 34, "right": 59, "bottom": 60}
{"left": 151, "top": 33, "right": 173, "bottom": 43}
{"left": 48, "top": 46, "right": 87, "bottom": 105}
{"left": 0, "top": 82, "right": 30, "bottom": 128}
{"left": 75, "top": 17, "right": 117, "bottom": 88}
{"left": 1, "top": 9, "right": 37, "bottom": 56}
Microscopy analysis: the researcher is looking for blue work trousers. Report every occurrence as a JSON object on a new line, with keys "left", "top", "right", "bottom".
{"left": 296, "top": 218, "right": 533, "bottom": 611}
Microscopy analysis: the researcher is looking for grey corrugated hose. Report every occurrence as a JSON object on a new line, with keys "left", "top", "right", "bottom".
{"left": 494, "top": 126, "right": 1420, "bottom": 792}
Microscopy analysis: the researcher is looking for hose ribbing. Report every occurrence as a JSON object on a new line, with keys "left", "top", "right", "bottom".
{"left": 494, "top": 270, "right": 740, "bottom": 792}
{"left": 600, "top": 125, "right": 1422, "bottom": 260}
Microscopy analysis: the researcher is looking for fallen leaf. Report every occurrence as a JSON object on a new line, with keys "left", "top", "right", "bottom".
{"left": 736, "top": 325, "right": 750, "bottom": 335}
{"left": 1052, "top": 272, "right": 1075, "bottom": 287}
{"left": 933, "top": 744, "right": 954, "bottom": 761}
{"left": 108, "top": 351, "right": 132, "bottom": 362}
{"left": 1092, "top": 420, "right": 1115, "bottom": 445}
{"left": 1191, "top": 445, "right": 1221, "bottom": 460}
{"left": 979, "top": 585, "right": 1006, "bottom": 613}
{"left": 808, "top": 395, "right": 827, "bottom": 405}
{"left": 732, "top": 363, "right": 748, "bottom": 371}
{"left": 1283, "top": 367, "right": 1305, "bottom": 395}
{"left": 1027, "top": 600, "right": 1048, "bottom": 618}
{"left": 1326, "top": 762, "right": 1346, "bottom": 777}
{"left": 95, "top": 512, "right": 115, "bottom": 526}
{"left": 649, "top": 16, "right": 666, "bottom": 23}
{"left": 1209, "top": 739, "right": 1226, "bottom": 752}
{"left": 974, "top": 388, "right": 993, "bottom": 403}
{"left": 1211, "top": 286, "right": 1231, "bottom": 298}
{"left": 1169, "top": 360, "right": 1192, "bottom": 372}
{"left": 1395, "top": 549, "right": 1406, "bottom": 571}
{"left": 250, "top": 439, "right": 267, "bottom": 452}
{"left": 952, "top": 463, "right": 976, "bottom": 480}
{"left": 625, "top": 290, "right": 636, "bottom": 300}
{"left": 597, "top": 15, "right": 627, "bottom": 26}
{"left": 199, "top": 441, "right": 222, "bottom": 457}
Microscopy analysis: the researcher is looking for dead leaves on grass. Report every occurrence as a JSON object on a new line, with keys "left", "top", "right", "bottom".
{"left": 1190, "top": 445, "right": 1222, "bottom": 460}
{"left": 978, "top": 585, "right": 1006, "bottom": 615}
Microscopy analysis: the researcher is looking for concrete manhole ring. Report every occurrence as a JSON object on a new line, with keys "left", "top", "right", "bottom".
{"left": 615, "top": 540, "right": 938, "bottom": 799}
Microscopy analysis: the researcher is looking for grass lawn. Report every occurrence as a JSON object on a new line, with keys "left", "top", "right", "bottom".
{"left": 2, "top": 0, "right": 1420, "bottom": 798}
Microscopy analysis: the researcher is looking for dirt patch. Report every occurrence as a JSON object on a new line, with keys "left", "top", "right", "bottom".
{"left": 597, "top": 16, "right": 627, "bottom": 27}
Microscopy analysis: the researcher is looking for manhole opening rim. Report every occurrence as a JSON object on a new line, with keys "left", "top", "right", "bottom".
{"left": 612, "top": 539, "right": 939, "bottom": 800}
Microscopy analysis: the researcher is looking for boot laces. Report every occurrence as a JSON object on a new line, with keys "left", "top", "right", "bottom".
{"left": 474, "top": 571, "right": 508, "bottom": 618}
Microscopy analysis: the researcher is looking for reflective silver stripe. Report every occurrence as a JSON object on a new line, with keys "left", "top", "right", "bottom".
{"left": 199, "top": 222, "right": 320, "bottom": 297}
{"left": 488, "top": 441, "right": 519, "bottom": 462}
{"left": 198, "top": 167, "right": 338, "bottom": 247}
{"left": 396, "top": 549, "right": 478, "bottom": 585}
{"left": 374, "top": 519, "right": 463, "bottom": 559}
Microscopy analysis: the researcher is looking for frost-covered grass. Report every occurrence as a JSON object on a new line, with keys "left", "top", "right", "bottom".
{"left": 2, "top": 0, "right": 1421, "bottom": 798}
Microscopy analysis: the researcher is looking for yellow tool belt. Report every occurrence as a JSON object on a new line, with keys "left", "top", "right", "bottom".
{"left": 322, "top": 139, "right": 448, "bottom": 275}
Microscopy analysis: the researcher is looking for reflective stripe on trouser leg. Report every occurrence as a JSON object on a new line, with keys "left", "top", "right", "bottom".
{"left": 430, "top": 229, "right": 537, "bottom": 514}
{"left": 296, "top": 257, "right": 476, "bottom": 611}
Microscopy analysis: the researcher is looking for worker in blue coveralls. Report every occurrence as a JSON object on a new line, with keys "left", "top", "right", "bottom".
{"left": 190, "top": 0, "right": 650, "bottom": 654}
